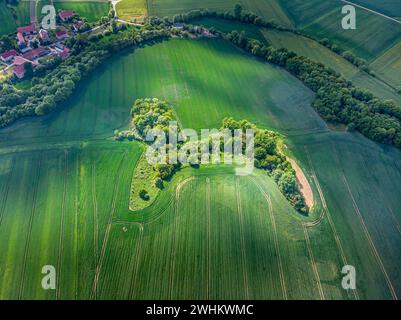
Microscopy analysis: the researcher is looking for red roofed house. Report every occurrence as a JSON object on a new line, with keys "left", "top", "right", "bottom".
{"left": 0, "top": 49, "right": 17, "bottom": 63}
{"left": 39, "top": 29, "right": 50, "bottom": 43}
{"left": 59, "top": 47, "right": 70, "bottom": 60}
{"left": 13, "top": 64, "right": 26, "bottom": 79}
{"left": 56, "top": 31, "right": 68, "bottom": 40}
{"left": 17, "top": 25, "right": 36, "bottom": 35}
{"left": 22, "top": 47, "right": 49, "bottom": 61}
{"left": 13, "top": 55, "right": 38, "bottom": 67}
{"left": 59, "top": 10, "right": 75, "bottom": 22}
{"left": 72, "top": 21, "right": 85, "bottom": 32}
{"left": 17, "top": 32, "right": 26, "bottom": 49}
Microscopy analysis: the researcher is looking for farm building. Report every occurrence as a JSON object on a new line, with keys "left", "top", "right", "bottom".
{"left": 59, "top": 10, "right": 75, "bottom": 22}
{"left": 17, "top": 25, "right": 36, "bottom": 35}
{"left": 17, "top": 32, "right": 26, "bottom": 49}
{"left": 22, "top": 47, "right": 49, "bottom": 61}
{"left": 0, "top": 49, "right": 17, "bottom": 63}
{"left": 39, "top": 29, "right": 50, "bottom": 43}
{"left": 56, "top": 31, "right": 68, "bottom": 40}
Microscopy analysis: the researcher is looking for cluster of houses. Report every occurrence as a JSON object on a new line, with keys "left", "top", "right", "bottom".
{"left": 0, "top": 10, "right": 86, "bottom": 79}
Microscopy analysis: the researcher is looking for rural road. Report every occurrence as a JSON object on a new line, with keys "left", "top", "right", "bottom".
{"left": 341, "top": 0, "right": 401, "bottom": 26}
{"left": 29, "top": 0, "right": 37, "bottom": 24}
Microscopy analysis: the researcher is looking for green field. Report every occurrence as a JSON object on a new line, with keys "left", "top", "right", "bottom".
{"left": 0, "top": 0, "right": 31, "bottom": 37}
{"left": 370, "top": 40, "right": 401, "bottom": 89}
{"left": 0, "top": 36, "right": 401, "bottom": 299}
{"left": 352, "top": 0, "right": 401, "bottom": 17}
{"left": 148, "top": 0, "right": 292, "bottom": 27}
{"left": 116, "top": 0, "right": 148, "bottom": 22}
{"left": 38, "top": 0, "right": 110, "bottom": 23}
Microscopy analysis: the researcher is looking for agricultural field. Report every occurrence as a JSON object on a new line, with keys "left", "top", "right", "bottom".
{"left": 1, "top": 0, "right": 401, "bottom": 301}
{"left": 148, "top": 0, "right": 292, "bottom": 27}
{"left": 116, "top": 0, "right": 148, "bottom": 22}
{"left": 370, "top": 40, "right": 401, "bottom": 89}
{"left": 0, "top": 1, "right": 17, "bottom": 36}
{"left": 351, "top": 0, "right": 401, "bottom": 18}
{"left": 0, "top": 0, "right": 30, "bottom": 36}
{"left": 37, "top": 0, "right": 110, "bottom": 23}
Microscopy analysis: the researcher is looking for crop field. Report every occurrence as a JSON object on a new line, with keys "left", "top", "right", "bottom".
{"left": 370, "top": 40, "right": 401, "bottom": 89}
{"left": 0, "top": 34, "right": 401, "bottom": 300}
{"left": 116, "top": 0, "right": 147, "bottom": 22}
{"left": 277, "top": 0, "right": 401, "bottom": 62}
{"left": 0, "top": 1, "right": 17, "bottom": 36}
{"left": 351, "top": 0, "right": 401, "bottom": 18}
{"left": 37, "top": 1, "right": 110, "bottom": 23}
{"left": 148, "top": 0, "right": 292, "bottom": 27}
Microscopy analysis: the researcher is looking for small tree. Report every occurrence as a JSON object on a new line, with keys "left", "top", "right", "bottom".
{"left": 139, "top": 189, "right": 150, "bottom": 201}
{"left": 234, "top": 4, "right": 243, "bottom": 19}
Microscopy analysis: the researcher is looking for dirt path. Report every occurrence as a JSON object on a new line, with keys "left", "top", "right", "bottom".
{"left": 288, "top": 157, "right": 314, "bottom": 210}
{"left": 341, "top": 0, "right": 401, "bottom": 26}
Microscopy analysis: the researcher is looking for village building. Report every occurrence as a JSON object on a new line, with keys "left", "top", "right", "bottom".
{"left": 39, "top": 29, "right": 50, "bottom": 44}
{"left": 13, "top": 64, "right": 26, "bottom": 79}
{"left": 173, "top": 23, "right": 185, "bottom": 30}
{"left": 13, "top": 55, "right": 37, "bottom": 67}
{"left": 17, "top": 25, "right": 36, "bottom": 35}
{"left": 72, "top": 21, "right": 85, "bottom": 32}
{"left": 56, "top": 31, "right": 68, "bottom": 41}
{"left": 22, "top": 47, "right": 49, "bottom": 61}
{"left": 59, "top": 10, "right": 75, "bottom": 22}
{"left": 17, "top": 32, "right": 26, "bottom": 49}
{"left": 0, "top": 49, "right": 17, "bottom": 63}
{"left": 59, "top": 47, "right": 71, "bottom": 60}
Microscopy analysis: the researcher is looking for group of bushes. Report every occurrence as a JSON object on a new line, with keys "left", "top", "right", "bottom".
{"left": 221, "top": 118, "right": 308, "bottom": 214}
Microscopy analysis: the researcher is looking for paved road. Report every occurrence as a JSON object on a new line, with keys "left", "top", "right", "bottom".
{"left": 341, "top": 0, "right": 401, "bottom": 26}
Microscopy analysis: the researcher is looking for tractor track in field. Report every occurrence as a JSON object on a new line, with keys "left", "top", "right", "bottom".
{"left": 306, "top": 145, "right": 360, "bottom": 299}
{"left": 18, "top": 155, "right": 43, "bottom": 299}
{"left": 0, "top": 157, "right": 15, "bottom": 229}
{"left": 90, "top": 152, "right": 127, "bottom": 300}
{"left": 331, "top": 144, "right": 397, "bottom": 300}
{"left": 74, "top": 153, "right": 80, "bottom": 299}
{"left": 250, "top": 177, "right": 287, "bottom": 300}
{"left": 388, "top": 207, "right": 401, "bottom": 236}
{"left": 128, "top": 223, "right": 144, "bottom": 300}
{"left": 235, "top": 177, "right": 250, "bottom": 300}
{"left": 341, "top": 173, "right": 398, "bottom": 300}
{"left": 206, "top": 177, "right": 211, "bottom": 300}
{"left": 56, "top": 150, "right": 68, "bottom": 300}
{"left": 92, "top": 162, "right": 99, "bottom": 265}
{"left": 168, "top": 176, "right": 183, "bottom": 299}
{"left": 302, "top": 224, "right": 325, "bottom": 300}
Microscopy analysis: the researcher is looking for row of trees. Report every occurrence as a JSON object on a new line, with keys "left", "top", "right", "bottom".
{"left": 224, "top": 30, "right": 401, "bottom": 148}
{"left": 178, "top": 5, "right": 371, "bottom": 72}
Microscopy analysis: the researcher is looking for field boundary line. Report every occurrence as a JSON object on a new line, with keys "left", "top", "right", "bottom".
{"left": 305, "top": 146, "right": 359, "bottom": 300}
{"left": 250, "top": 177, "right": 287, "bottom": 300}
{"left": 235, "top": 177, "right": 250, "bottom": 300}
{"left": 90, "top": 152, "right": 127, "bottom": 300}
{"left": 92, "top": 161, "right": 99, "bottom": 265}
{"left": 388, "top": 207, "right": 401, "bottom": 236}
{"left": 341, "top": 173, "right": 398, "bottom": 300}
{"left": 0, "top": 156, "right": 15, "bottom": 229}
{"left": 18, "top": 154, "right": 43, "bottom": 299}
{"left": 56, "top": 150, "right": 68, "bottom": 300}
{"left": 341, "top": 0, "right": 401, "bottom": 26}
{"left": 206, "top": 177, "right": 211, "bottom": 300}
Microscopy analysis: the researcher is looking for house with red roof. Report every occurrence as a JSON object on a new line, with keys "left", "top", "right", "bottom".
{"left": 59, "top": 10, "right": 75, "bottom": 22}
{"left": 56, "top": 31, "right": 68, "bottom": 40}
{"left": 0, "top": 50, "right": 17, "bottom": 63}
{"left": 59, "top": 47, "right": 70, "bottom": 60}
{"left": 39, "top": 29, "right": 50, "bottom": 44}
{"left": 13, "top": 64, "right": 27, "bottom": 79}
{"left": 17, "top": 25, "right": 36, "bottom": 35}
{"left": 13, "top": 56, "right": 38, "bottom": 67}
{"left": 22, "top": 47, "right": 49, "bottom": 61}
{"left": 17, "top": 32, "right": 26, "bottom": 49}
